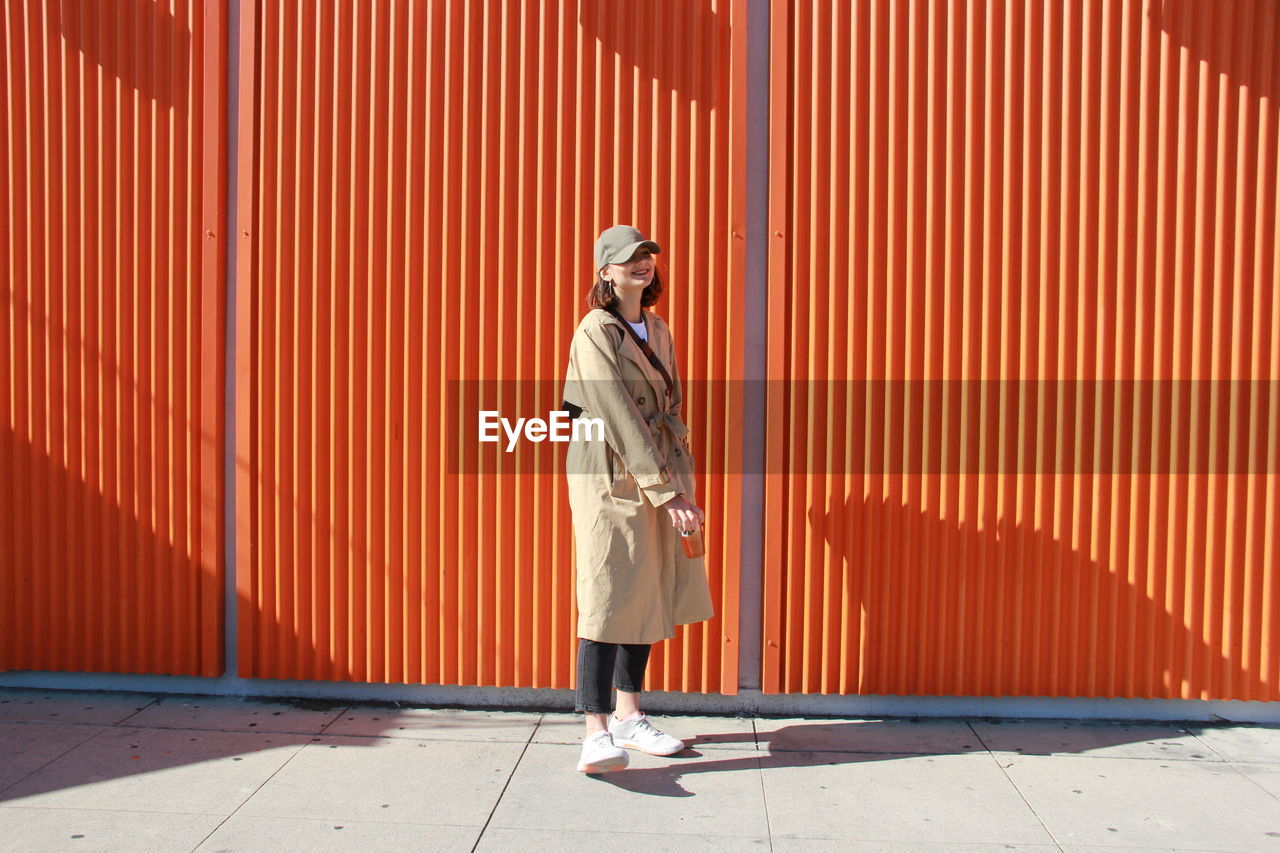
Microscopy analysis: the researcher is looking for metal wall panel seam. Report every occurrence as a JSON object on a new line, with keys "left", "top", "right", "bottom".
{"left": 223, "top": 0, "right": 243, "bottom": 680}
{"left": 761, "top": 0, "right": 789, "bottom": 695}
{"left": 737, "top": 0, "right": 772, "bottom": 693}
{"left": 199, "top": 0, "right": 229, "bottom": 677}
{"left": 233, "top": 0, "right": 260, "bottom": 678}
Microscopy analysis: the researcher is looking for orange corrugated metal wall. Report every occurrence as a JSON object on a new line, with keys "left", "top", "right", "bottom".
{"left": 7, "top": 0, "right": 1277, "bottom": 705}
{"left": 232, "top": 1, "right": 746, "bottom": 691}
{"left": 0, "top": 0, "right": 227, "bottom": 676}
{"left": 764, "top": 1, "right": 1279, "bottom": 699}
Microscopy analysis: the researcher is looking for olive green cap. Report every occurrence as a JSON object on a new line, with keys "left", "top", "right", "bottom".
{"left": 594, "top": 224, "right": 662, "bottom": 273}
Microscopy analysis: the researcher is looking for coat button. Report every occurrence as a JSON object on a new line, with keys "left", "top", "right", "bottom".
{"left": 638, "top": 396, "right": 645, "bottom": 405}
{"left": 675, "top": 448, "right": 681, "bottom": 456}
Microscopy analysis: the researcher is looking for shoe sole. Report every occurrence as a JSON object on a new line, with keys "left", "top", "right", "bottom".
{"left": 610, "top": 738, "right": 685, "bottom": 757}
{"left": 577, "top": 757, "right": 628, "bottom": 773}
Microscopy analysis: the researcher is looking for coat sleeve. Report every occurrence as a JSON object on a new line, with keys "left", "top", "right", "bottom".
{"left": 667, "top": 329, "right": 684, "bottom": 420}
{"left": 566, "top": 318, "right": 682, "bottom": 507}
{"left": 662, "top": 320, "right": 696, "bottom": 500}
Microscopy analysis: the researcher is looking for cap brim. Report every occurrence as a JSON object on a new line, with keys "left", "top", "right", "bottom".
{"left": 606, "top": 239, "right": 662, "bottom": 264}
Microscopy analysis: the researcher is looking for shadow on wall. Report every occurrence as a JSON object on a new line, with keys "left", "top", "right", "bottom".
{"left": 2, "top": 309, "right": 1263, "bottom": 694}
{"left": 0, "top": 407, "right": 218, "bottom": 676}
{"left": 56, "top": 0, "right": 192, "bottom": 109}
{"left": 577, "top": 0, "right": 728, "bottom": 111}
{"left": 1, "top": 179, "right": 216, "bottom": 673}
{"left": 805, "top": 490, "right": 1256, "bottom": 700}
{"left": 1152, "top": 0, "right": 1280, "bottom": 101}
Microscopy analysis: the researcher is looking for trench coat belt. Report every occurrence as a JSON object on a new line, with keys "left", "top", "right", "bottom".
{"left": 646, "top": 410, "right": 690, "bottom": 439}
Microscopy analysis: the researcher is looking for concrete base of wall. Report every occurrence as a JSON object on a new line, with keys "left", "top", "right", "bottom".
{"left": 1, "top": 671, "right": 1274, "bottom": 723}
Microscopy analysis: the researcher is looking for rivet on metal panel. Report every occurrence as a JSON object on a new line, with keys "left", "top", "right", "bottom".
{"left": 205, "top": 230, "right": 215, "bottom": 238}
{"left": 773, "top": 231, "right": 782, "bottom": 237}
{"left": 241, "top": 230, "right": 250, "bottom": 238}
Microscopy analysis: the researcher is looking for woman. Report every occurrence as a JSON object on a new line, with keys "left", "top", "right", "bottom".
{"left": 560, "top": 224, "right": 716, "bottom": 774}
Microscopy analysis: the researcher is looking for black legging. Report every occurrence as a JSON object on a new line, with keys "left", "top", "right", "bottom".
{"left": 574, "top": 638, "right": 652, "bottom": 714}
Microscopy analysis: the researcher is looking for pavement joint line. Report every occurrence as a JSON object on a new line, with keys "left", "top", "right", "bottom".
{"left": 205, "top": 814, "right": 487, "bottom": 829}
{"left": 750, "top": 746, "right": 993, "bottom": 756}
{"left": 1186, "top": 728, "right": 1237, "bottom": 765}
{"left": 0, "top": 803, "right": 228, "bottom": 817}
{"left": 2, "top": 717, "right": 582, "bottom": 743}
{"left": 0, "top": 718, "right": 126, "bottom": 729}
{"left": 1045, "top": 846, "right": 1239, "bottom": 852}
{"left": 977, "top": 737, "right": 1070, "bottom": 853}
{"left": 0, "top": 723, "right": 113, "bottom": 801}
{"left": 315, "top": 705, "right": 354, "bottom": 735}
{"left": 315, "top": 733, "right": 544, "bottom": 745}
{"left": 479, "top": 819, "right": 772, "bottom": 841}
{"left": 469, "top": 712, "right": 542, "bottom": 853}
{"left": 755, "top": 749, "right": 775, "bottom": 853}
{"left": 5, "top": 720, "right": 349, "bottom": 737}
{"left": 975, "top": 750, "right": 1237, "bottom": 763}
{"left": 766, "top": 835, "right": 1069, "bottom": 848}
{"left": 186, "top": 729, "right": 315, "bottom": 853}
{"left": 106, "top": 724, "right": 356, "bottom": 738}
{"left": 112, "top": 697, "right": 161, "bottom": 726}
{"left": 1215, "top": 758, "right": 1280, "bottom": 805}
{"left": 969, "top": 720, "right": 1065, "bottom": 852}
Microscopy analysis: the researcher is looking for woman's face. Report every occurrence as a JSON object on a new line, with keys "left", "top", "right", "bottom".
{"left": 601, "top": 247, "right": 655, "bottom": 290}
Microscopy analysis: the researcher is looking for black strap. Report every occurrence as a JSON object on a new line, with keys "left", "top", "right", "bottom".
{"left": 604, "top": 307, "right": 674, "bottom": 397}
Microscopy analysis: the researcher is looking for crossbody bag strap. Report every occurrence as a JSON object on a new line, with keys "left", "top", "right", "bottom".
{"left": 604, "top": 306, "right": 675, "bottom": 397}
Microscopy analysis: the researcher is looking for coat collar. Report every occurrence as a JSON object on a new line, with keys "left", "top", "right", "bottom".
{"left": 597, "top": 309, "right": 670, "bottom": 403}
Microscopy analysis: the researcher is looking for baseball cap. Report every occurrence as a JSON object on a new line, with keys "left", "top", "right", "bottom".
{"left": 594, "top": 224, "right": 662, "bottom": 273}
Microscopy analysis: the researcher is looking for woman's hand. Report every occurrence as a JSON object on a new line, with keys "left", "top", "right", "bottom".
{"left": 665, "top": 494, "right": 704, "bottom": 533}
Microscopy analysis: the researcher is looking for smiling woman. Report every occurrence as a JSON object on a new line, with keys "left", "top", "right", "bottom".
{"left": 584, "top": 226, "right": 664, "bottom": 312}
{"left": 560, "top": 224, "right": 715, "bottom": 774}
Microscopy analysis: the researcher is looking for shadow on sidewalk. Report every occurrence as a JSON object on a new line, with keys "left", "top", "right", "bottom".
{"left": 584, "top": 717, "right": 1230, "bottom": 798}
{"left": 0, "top": 692, "right": 530, "bottom": 805}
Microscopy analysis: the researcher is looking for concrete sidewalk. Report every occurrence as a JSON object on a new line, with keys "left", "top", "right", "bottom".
{"left": 0, "top": 688, "right": 1277, "bottom": 852}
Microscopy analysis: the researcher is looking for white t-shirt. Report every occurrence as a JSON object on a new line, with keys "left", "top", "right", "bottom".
{"left": 627, "top": 317, "right": 648, "bottom": 342}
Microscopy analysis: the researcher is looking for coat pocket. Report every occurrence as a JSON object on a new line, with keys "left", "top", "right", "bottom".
{"left": 604, "top": 441, "right": 617, "bottom": 482}
{"left": 605, "top": 445, "right": 644, "bottom": 503}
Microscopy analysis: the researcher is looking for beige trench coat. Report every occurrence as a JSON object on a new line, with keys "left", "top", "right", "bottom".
{"left": 561, "top": 307, "right": 716, "bottom": 644}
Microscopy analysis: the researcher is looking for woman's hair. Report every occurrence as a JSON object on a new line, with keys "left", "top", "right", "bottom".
{"left": 586, "top": 266, "right": 664, "bottom": 310}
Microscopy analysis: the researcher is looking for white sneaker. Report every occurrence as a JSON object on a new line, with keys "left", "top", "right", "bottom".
{"left": 577, "top": 730, "right": 629, "bottom": 773}
{"left": 608, "top": 712, "right": 686, "bottom": 756}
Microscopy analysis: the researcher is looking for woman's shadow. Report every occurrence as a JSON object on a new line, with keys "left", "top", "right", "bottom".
{"left": 587, "top": 714, "right": 1213, "bottom": 798}
{"left": 584, "top": 720, "right": 937, "bottom": 797}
